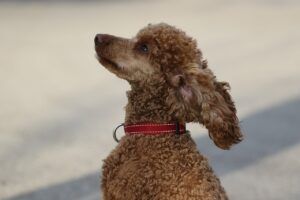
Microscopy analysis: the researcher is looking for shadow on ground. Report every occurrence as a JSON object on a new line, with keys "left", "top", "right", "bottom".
{"left": 6, "top": 97, "right": 300, "bottom": 200}
{"left": 5, "top": 173, "right": 101, "bottom": 200}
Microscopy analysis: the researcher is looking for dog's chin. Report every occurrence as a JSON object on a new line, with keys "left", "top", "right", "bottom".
{"left": 96, "top": 54, "right": 130, "bottom": 80}
{"left": 97, "top": 55, "right": 121, "bottom": 71}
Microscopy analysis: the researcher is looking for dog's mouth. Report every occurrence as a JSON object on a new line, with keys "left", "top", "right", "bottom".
{"left": 96, "top": 53, "right": 122, "bottom": 71}
{"left": 94, "top": 45, "right": 119, "bottom": 70}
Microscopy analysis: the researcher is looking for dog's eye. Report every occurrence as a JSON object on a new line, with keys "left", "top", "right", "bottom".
{"left": 139, "top": 44, "right": 149, "bottom": 53}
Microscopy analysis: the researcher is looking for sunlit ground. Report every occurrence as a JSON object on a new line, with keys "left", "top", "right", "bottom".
{"left": 0, "top": 0, "right": 299, "bottom": 199}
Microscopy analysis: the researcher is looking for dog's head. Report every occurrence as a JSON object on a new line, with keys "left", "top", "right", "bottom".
{"left": 95, "top": 23, "right": 243, "bottom": 149}
{"left": 94, "top": 23, "right": 200, "bottom": 82}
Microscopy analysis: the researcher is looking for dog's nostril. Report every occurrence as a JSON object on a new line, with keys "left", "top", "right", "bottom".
{"left": 94, "top": 34, "right": 114, "bottom": 46}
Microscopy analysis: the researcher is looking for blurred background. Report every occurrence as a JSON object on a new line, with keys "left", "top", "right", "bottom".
{"left": 0, "top": 0, "right": 299, "bottom": 199}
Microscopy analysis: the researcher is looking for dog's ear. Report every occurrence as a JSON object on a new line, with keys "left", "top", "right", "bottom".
{"left": 172, "top": 61, "right": 243, "bottom": 149}
{"left": 202, "top": 80, "right": 243, "bottom": 149}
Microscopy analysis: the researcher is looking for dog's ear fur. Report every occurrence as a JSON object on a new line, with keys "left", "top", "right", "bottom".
{"left": 170, "top": 74, "right": 194, "bottom": 103}
{"left": 171, "top": 61, "right": 243, "bottom": 149}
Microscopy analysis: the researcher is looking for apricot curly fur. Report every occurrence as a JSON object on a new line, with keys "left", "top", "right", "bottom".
{"left": 102, "top": 134, "right": 227, "bottom": 200}
{"left": 94, "top": 23, "right": 243, "bottom": 200}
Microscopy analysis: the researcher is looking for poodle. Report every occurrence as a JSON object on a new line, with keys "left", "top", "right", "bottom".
{"left": 94, "top": 23, "right": 243, "bottom": 200}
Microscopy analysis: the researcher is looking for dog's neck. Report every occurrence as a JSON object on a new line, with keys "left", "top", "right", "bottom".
{"left": 125, "top": 80, "right": 175, "bottom": 124}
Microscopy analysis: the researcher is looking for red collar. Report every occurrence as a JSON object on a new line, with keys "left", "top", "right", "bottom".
{"left": 124, "top": 122, "right": 186, "bottom": 136}
{"left": 113, "top": 122, "right": 186, "bottom": 142}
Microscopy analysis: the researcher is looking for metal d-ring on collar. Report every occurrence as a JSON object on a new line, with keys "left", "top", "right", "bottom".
{"left": 113, "top": 123, "right": 124, "bottom": 143}
{"left": 175, "top": 121, "right": 180, "bottom": 138}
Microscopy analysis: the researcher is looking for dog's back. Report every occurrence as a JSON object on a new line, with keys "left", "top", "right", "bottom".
{"left": 102, "top": 134, "right": 228, "bottom": 200}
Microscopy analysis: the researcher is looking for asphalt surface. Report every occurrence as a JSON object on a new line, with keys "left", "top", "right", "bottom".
{"left": 0, "top": 1, "right": 300, "bottom": 199}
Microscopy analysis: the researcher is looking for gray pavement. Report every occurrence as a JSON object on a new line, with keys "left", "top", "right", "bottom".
{"left": 0, "top": 1, "right": 300, "bottom": 200}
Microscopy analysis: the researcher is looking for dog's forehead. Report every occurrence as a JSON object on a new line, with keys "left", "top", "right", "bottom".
{"left": 133, "top": 23, "right": 202, "bottom": 66}
{"left": 136, "top": 23, "right": 182, "bottom": 38}
{"left": 136, "top": 25, "right": 196, "bottom": 48}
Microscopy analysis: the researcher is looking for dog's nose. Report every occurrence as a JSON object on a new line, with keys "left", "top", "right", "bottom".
{"left": 94, "top": 34, "right": 114, "bottom": 46}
